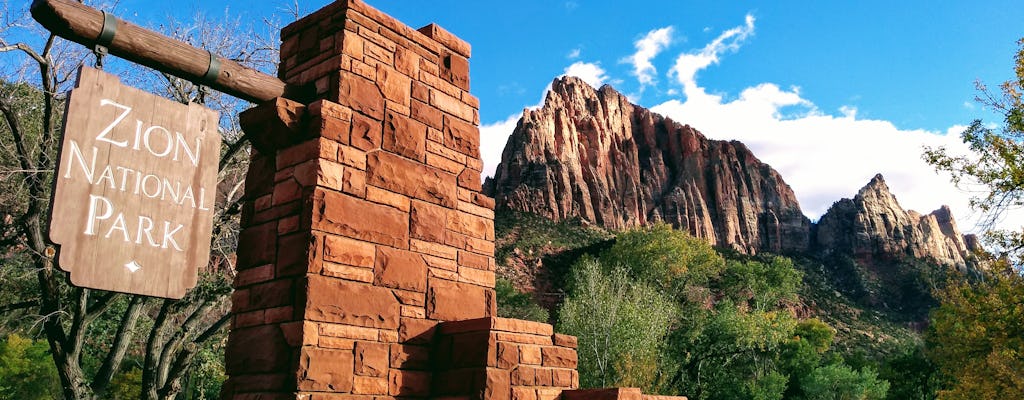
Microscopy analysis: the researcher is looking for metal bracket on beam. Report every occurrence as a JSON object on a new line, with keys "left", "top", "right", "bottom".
{"left": 93, "top": 10, "right": 117, "bottom": 68}
{"left": 203, "top": 51, "right": 221, "bottom": 86}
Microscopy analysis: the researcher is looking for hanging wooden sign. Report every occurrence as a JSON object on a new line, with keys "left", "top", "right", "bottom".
{"left": 49, "top": 66, "right": 221, "bottom": 299}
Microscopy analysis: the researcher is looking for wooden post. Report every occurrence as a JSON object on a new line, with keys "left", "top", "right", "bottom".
{"left": 30, "top": 0, "right": 300, "bottom": 103}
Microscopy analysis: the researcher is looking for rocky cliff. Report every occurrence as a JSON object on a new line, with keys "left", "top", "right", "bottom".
{"left": 485, "top": 76, "right": 810, "bottom": 254}
{"left": 815, "top": 174, "right": 978, "bottom": 269}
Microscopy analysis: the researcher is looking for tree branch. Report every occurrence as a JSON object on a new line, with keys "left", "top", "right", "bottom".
{"left": 91, "top": 295, "right": 147, "bottom": 396}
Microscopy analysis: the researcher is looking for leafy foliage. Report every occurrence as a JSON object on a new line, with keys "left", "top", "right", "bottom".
{"left": 0, "top": 334, "right": 61, "bottom": 399}
{"left": 927, "top": 271, "right": 1024, "bottom": 399}
{"left": 495, "top": 278, "right": 549, "bottom": 323}
{"left": 799, "top": 363, "right": 889, "bottom": 400}
{"left": 558, "top": 257, "right": 677, "bottom": 391}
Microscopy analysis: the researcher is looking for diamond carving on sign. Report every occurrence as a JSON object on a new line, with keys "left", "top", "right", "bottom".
{"left": 125, "top": 260, "right": 142, "bottom": 273}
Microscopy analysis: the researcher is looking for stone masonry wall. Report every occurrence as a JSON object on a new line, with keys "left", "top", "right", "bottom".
{"left": 220, "top": 1, "right": 684, "bottom": 399}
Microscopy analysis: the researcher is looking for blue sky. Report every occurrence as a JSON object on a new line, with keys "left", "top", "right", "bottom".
{"left": 46, "top": 1, "right": 1024, "bottom": 230}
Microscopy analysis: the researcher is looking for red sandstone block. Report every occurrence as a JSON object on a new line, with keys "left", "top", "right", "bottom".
{"left": 305, "top": 275, "right": 400, "bottom": 329}
{"left": 495, "top": 332, "right": 551, "bottom": 346}
{"left": 233, "top": 310, "right": 264, "bottom": 328}
{"left": 512, "top": 388, "right": 537, "bottom": 400}
{"left": 519, "top": 345, "right": 541, "bottom": 365}
{"left": 394, "top": 47, "right": 420, "bottom": 76}
{"left": 279, "top": 321, "right": 316, "bottom": 347}
{"left": 484, "top": 368, "right": 511, "bottom": 400}
{"left": 492, "top": 318, "right": 555, "bottom": 336}
{"left": 411, "top": 81, "right": 430, "bottom": 103}
{"left": 541, "top": 347, "right": 578, "bottom": 369}
{"left": 510, "top": 366, "right": 536, "bottom": 386}
{"left": 277, "top": 138, "right": 322, "bottom": 168}
{"left": 358, "top": 25, "right": 397, "bottom": 51}
{"left": 319, "top": 336, "right": 356, "bottom": 350}
{"left": 420, "top": 69, "right": 463, "bottom": 99}
{"left": 410, "top": 200, "right": 447, "bottom": 243}
{"left": 368, "top": 151, "right": 457, "bottom": 207}
{"left": 273, "top": 178, "right": 303, "bottom": 206}
{"left": 309, "top": 99, "right": 353, "bottom": 121}
{"left": 429, "top": 267, "right": 459, "bottom": 281}
{"left": 298, "top": 347, "right": 354, "bottom": 392}
{"left": 278, "top": 215, "right": 301, "bottom": 235}
{"left": 363, "top": 39, "right": 394, "bottom": 65}
{"left": 420, "top": 57, "right": 440, "bottom": 77}
{"left": 458, "top": 167, "right": 483, "bottom": 191}
{"left": 366, "top": 185, "right": 411, "bottom": 211}
{"left": 352, "top": 376, "right": 389, "bottom": 395}
{"left": 443, "top": 115, "right": 481, "bottom": 158}
{"left": 497, "top": 342, "right": 519, "bottom": 369}
{"left": 220, "top": 373, "right": 292, "bottom": 394}
{"left": 389, "top": 370, "right": 430, "bottom": 397}
{"left": 338, "top": 144, "right": 368, "bottom": 170}
{"left": 466, "top": 155, "right": 484, "bottom": 173}
{"left": 459, "top": 266, "right": 495, "bottom": 288}
{"left": 352, "top": 59, "right": 377, "bottom": 81}
{"left": 432, "top": 90, "right": 475, "bottom": 123}
{"left": 315, "top": 116, "right": 351, "bottom": 145}
{"left": 463, "top": 92, "right": 480, "bottom": 110}
{"left": 322, "top": 262, "right": 374, "bottom": 283}
{"left": 553, "top": 334, "right": 578, "bottom": 349}
{"left": 427, "top": 279, "right": 491, "bottom": 321}
{"left": 235, "top": 263, "right": 275, "bottom": 288}
{"left": 377, "top": 65, "right": 411, "bottom": 107}
{"left": 312, "top": 189, "right": 409, "bottom": 248}
{"left": 464, "top": 235, "right": 496, "bottom": 256}
{"left": 458, "top": 251, "right": 491, "bottom": 271}
{"left": 562, "top": 389, "right": 643, "bottom": 400}
{"left": 342, "top": 29, "right": 365, "bottom": 59}
{"left": 401, "top": 305, "right": 425, "bottom": 318}
{"left": 379, "top": 329, "right": 399, "bottom": 343}
{"left": 537, "top": 388, "right": 562, "bottom": 400}
{"left": 427, "top": 140, "right": 468, "bottom": 165}
{"left": 410, "top": 239, "right": 458, "bottom": 260}
{"left": 552, "top": 368, "right": 573, "bottom": 387}
{"left": 323, "top": 235, "right": 376, "bottom": 268}
{"left": 460, "top": 200, "right": 496, "bottom": 219}
{"left": 350, "top": 112, "right": 383, "bottom": 152}
{"left": 441, "top": 51, "right": 470, "bottom": 92}
{"left": 383, "top": 109, "right": 427, "bottom": 161}
{"left": 448, "top": 211, "right": 495, "bottom": 241}
{"left": 374, "top": 247, "right": 428, "bottom": 292}
{"left": 275, "top": 232, "right": 313, "bottom": 276}
{"left": 253, "top": 193, "right": 273, "bottom": 212}
{"left": 225, "top": 325, "right": 292, "bottom": 374}
{"left": 354, "top": 341, "right": 390, "bottom": 377}
{"left": 247, "top": 279, "right": 295, "bottom": 310}
{"left": 319, "top": 323, "right": 379, "bottom": 341}
{"left": 399, "top": 317, "right": 437, "bottom": 344}
{"left": 425, "top": 254, "right": 458, "bottom": 271}
{"left": 391, "top": 343, "right": 430, "bottom": 370}
{"left": 417, "top": 23, "right": 471, "bottom": 58}
{"left": 336, "top": 72, "right": 385, "bottom": 120}
{"left": 237, "top": 222, "right": 277, "bottom": 269}
{"left": 264, "top": 306, "right": 294, "bottom": 324}
{"left": 386, "top": 100, "right": 411, "bottom": 117}
{"left": 392, "top": 288, "right": 426, "bottom": 306}
{"left": 427, "top": 153, "right": 464, "bottom": 175}
{"left": 535, "top": 368, "right": 553, "bottom": 386}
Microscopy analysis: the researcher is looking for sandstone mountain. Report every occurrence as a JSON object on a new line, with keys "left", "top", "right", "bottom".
{"left": 815, "top": 174, "right": 979, "bottom": 269}
{"left": 485, "top": 76, "right": 810, "bottom": 255}
{"left": 486, "top": 76, "right": 978, "bottom": 270}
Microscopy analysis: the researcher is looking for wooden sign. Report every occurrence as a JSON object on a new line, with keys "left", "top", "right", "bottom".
{"left": 49, "top": 66, "right": 221, "bottom": 299}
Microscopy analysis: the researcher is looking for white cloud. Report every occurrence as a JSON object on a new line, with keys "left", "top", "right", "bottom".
{"left": 567, "top": 48, "right": 581, "bottom": 60}
{"left": 562, "top": 61, "right": 608, "bottom": 88}
{"left": 480, "top": 114, "right": 523, "bottom": 181}
{"left": 623, "top": 27, "right": 674, "bottom": 89}
{"left": 651, "top": 17, "right": 1009, "bottom": 231}
{"left": 670, "top": 14, "right": 755, "bottom": 97}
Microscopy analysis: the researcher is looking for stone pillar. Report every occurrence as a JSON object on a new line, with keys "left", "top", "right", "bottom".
{"left": 221, "top": 1, "right": 495, "bottom": 398}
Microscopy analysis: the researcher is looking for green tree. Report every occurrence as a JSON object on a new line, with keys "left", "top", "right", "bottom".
{"left": 0, "top": 334, "right": 61, "bottom": 399}
{"left": 927, "top": 272, "right": 1024, "bottom": 399}
{"left": 599, "top": 223, "right": 725, "bottom": 294}
{"left": 558, "top": 258, "right": 677, "bottom": 391}
{"left": 495, "top": 278, "right": 549, "bottom": 323}
{"left": 923, "top": 38, "right": 1024, "bottom": 266}
{"left": 0, "top": 3, "right": 279, "bottom": 398}
{"left": 800, "top": 363, "right": 889, "bottom": 400}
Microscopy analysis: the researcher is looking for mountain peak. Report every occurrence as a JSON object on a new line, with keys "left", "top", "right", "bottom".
{"left": 488, "top": 80, "right": 810, "bottom": 254}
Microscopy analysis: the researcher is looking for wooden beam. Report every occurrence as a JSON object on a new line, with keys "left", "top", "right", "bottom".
{"left": 31, "top": 0, "right": 298, "bottom": 103}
